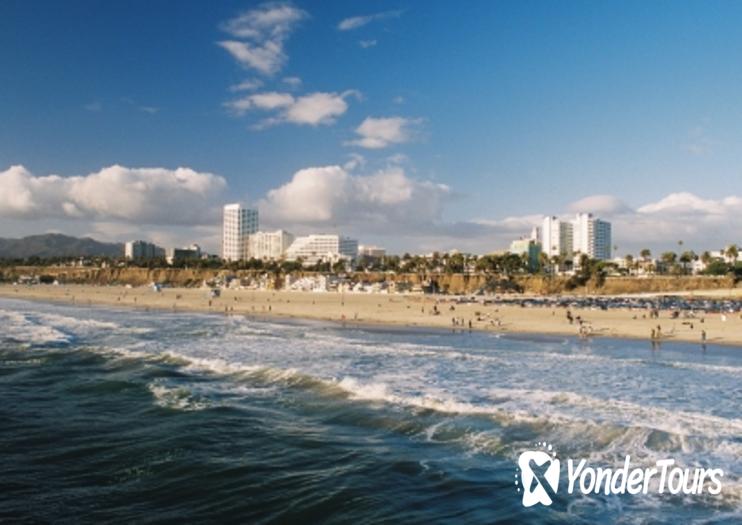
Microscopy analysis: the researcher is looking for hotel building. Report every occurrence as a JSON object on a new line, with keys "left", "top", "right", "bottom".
{"left": 124, "top": 240, "right": 165, "bottom": 260}
{"left": 539, "top": 213, "right": 612, "bottom": 263}
{"left": 222, "top": 203, "right": 258, "bottom": 261}
{"left": 247, "top": 230, "right": 295, "bottom": 260}
{"left": 285, "top": 235, "right": 359, "bottom": 265}
{"left": 572, "top": 213, "right": 612, "bottom": 260}
{"left": 541, "top": 216, "right": 574, "bottom": 258}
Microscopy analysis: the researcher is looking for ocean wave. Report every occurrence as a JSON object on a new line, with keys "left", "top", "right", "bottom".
{"left": 33, "top": 312, "right": 120, "bottom": 331}
{"left": 147, "top": 382, "right": 211, "bottom": 411}
{"left": 0, "top": 310, "right": 72, "bottom": 346}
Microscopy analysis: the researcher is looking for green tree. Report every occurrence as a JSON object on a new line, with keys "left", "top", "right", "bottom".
{"left": 726, "top": 244, "right": 739, "bottom": 262}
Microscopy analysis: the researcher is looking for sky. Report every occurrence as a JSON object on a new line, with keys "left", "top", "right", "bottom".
{"left": 1, "top": 0, "right": 741, "bottom": 255}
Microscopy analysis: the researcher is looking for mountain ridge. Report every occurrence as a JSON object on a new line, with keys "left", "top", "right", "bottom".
{"left": 0, "top": 233, "right": 123, "bottom": 258}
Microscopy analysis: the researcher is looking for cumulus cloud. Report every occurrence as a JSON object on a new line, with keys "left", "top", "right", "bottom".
{"left": 561, "top": 192, "right": 741, "bottom": 252}
{"left": 0, "top": 165, "right": 226, "bottom": 226}
{"left": 225, "top": 90, "right": 359, "bottom": 126}
{"left": 257, "top": 163, "right": 555, "bottom": 253}
{"left": 347, "top": 116, "right": 421, "bottom": 149}
{"left": 636, "top": 192, "right": 734, "bottom": 216}
{"left": 567, "top": 194, "right": 631, "bottom": 215}
{"left": 359, "top": 39, "right": 377, "bottom": 48}
{"left": 218, "top": 2, "right": 307, "bottom": 75}
{"left": 338, "top": 10, "right": 402, "bottom": 31}
{"left": 259, "top": 164, "right": 451, "bottom": 234}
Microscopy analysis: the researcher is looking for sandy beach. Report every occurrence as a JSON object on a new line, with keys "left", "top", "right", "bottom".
{"left": 2, "top": 284, "right": 741, "bottom": 346}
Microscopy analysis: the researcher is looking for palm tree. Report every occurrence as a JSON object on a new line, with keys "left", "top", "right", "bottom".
{"left": 725, "top": 244, "right": 739, "bottom": 263}
{"left": 679, "top": 251, "right": 697, "bottom": 274}
{"left": 640, "top": 248, "right": 651, "bottom": 261}
{"left": 538, "top": 252, "right": 550, "bottom": 274}
{"left": 660, "top": 251, "right": 677, "bottom": 274}
{"left": 624, "top": 254, "right": 634, "bottom": 273}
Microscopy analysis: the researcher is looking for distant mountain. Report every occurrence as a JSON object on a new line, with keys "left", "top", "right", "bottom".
{"left": 0, "top": 234, "right": 123, "bottom": 259}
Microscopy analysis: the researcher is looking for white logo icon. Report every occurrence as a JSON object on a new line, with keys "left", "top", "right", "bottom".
{"left": 516, "top": 443, "right": 560, "bottom": 507}
{"left": 514, "top": 442, "right": 724, "bottom": 507}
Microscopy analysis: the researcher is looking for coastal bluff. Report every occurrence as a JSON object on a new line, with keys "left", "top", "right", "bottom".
{"left": 0, "top": 266, "right": 737, "bottom": 296}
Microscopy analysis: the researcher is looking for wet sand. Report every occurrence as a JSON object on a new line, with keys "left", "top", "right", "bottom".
{"left": 2, "top": 284, "right": 741, "bottom": 346}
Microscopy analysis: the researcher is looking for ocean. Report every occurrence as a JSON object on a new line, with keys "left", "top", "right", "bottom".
{"left": 1, "top": 297, "right": 740, "bottom": 524}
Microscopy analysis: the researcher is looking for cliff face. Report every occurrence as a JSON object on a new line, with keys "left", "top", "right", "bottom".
{"left": 0, "top": 266, "right": 737, "bottom": 295}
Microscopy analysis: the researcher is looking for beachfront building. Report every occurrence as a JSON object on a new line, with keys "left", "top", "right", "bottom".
{"left": 572, "top": 213, "right": 612, "bottom": 261}
{"left": 247, "top": 230, "right": 295, "bottom": 260}
{"left": 167, "top": 244, "right": 202, "bottom": 265}
{"left": 358, "top": 245, "right": 386, "bottom": 258}
{"left": 509, "top": 238, "right": 542, "bottom": 271}
{"left": 285, "top": 234, "right": 359, "bottom": 265}
{"left": 541, "top": 216, "right": 573, "bottom": 259}
{"left": 124, "top": 240, "right": 165, "bottom": 260}
{"left": 222, "top": 203, "right": 259, "bottom": 261}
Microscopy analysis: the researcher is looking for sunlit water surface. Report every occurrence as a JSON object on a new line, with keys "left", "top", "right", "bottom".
{"left": 1, "top": 298, "right": 740, "bottom": 524}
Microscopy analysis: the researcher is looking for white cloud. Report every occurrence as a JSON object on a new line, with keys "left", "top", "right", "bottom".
{"left": 259, "top": 164, "right": 451, "bottom": 233}
{"left": 343, "top": 153, "right": 365, "bottom": 171}
{"left": 473, "top": 215, "right": 544, "bottom": 235}
{"left": 567, "top": 194, "right": 630, "bottom": 215}
{"left": 284, "top": 91, "right": 354, "bottom": 125}
{"left": 347, "top": 116, "right": 421, "bottom": 149}
{"left": 218, "top": 2, "right": 307, "bottom": 75}
{"left": 218, "top": 40, "right": 286, "bottom": 76}
{"left": 282, "top": 76, "right": 302, "bottom": 87}
{"left": 222, "top": 2, "right": 307, "bottom": 40}
{"left": 338, "top": 10, "right": 402, "bottom": 31}
{"left": 226, "top": 90, "right": 359, "bottom": 126}
{"left": 563, "top": 192, "right": 742, "bottom": 252}
{"left": 636, "top": 192, "right": 730, "bottom": 216}
{"left": 251, "top": 91, "right": 296, "bottom": 110}
{"left": 84, "top": 101, "right": 102, "bottom": 112}
{"left": 359, "top": 39, "right": 377, "bottom": 48}
{"left": 229, "top": 79, "right": 263, "bottom": 92}
{"left": 0, "top": 165, "right": 226, "bottom": 226}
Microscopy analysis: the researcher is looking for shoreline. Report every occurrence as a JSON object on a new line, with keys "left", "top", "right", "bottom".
{"left": 1, "top": 284, "right": 741, "bottom": 347}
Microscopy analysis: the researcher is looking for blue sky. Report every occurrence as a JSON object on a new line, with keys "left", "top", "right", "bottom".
{"left": 1, "top": 1, "right": 741, "bottom": 254}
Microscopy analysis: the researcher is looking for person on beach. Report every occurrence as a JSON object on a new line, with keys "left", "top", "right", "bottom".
{"left": 701, "top": 330, "right": 707, "bottom": 342}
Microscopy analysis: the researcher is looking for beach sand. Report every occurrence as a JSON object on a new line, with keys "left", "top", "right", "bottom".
{"left": 2, "top": 284, "right": 741, "bottom": 346}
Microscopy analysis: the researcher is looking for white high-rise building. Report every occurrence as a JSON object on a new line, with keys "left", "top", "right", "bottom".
{"left": 541, "top": 216, "right": 573, "bottom": 258}
{"left": 285, "top": 235, "right": 359, "bottom": 265}
{"left": 572, "top": 213, "right": 612, "bottom": 260}
{"left": 222, "top": 203, "right": 258, "bottom": 261}
{"left": 247, "top": 230, "right": 295, "bottom": 260}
